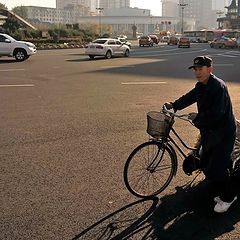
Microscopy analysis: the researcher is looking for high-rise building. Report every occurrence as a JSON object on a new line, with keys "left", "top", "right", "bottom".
{"left": 98, "top": 0, "right": 130, "bottom": 9}
{"left": 56, "top": 0, "right": 87, "bottom": 9}
{"left": 212, "top": 0, "right": 226, "bottom": 11}
{"left": 162, "top": 0, "right": 213, "bottom": 29}
{"left": 56, "top": 0, "right": 99, "bottom": 13}
{"left": 162, "top": 0, "right": 179, "bottom": 17}
{"left": 178, "top": 0, "right": 213, "bottom": 29}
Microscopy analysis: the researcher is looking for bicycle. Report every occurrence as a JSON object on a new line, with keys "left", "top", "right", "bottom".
{"left": 124, "top": 106, "right": 240, "bottom": 199}
{"left": 123, "top": 106, "right": 201, "bottom": 199}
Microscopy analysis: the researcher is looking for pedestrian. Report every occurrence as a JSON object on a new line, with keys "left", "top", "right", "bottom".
{"left": 164, "top": 55, "right": 237, "bottom": 213}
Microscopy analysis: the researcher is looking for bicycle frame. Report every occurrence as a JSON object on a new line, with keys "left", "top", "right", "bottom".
{"left": 150, "top": 113, "right": 198, "bottom": 162}
{"left": 168, "top": 126, "right": 197, "bottom": 159}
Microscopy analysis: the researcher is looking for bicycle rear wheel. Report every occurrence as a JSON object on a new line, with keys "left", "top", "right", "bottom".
{"left": 124, "top": 141, "right": 176, "bottom": 198}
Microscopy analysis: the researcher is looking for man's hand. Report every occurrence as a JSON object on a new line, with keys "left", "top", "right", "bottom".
{"left": 188, "top": 112, "right": 198, "bottom": 121}
{"left": 163, "top": 102, "right": 173, "bottom": 110}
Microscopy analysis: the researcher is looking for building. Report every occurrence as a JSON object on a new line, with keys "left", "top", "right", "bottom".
{"left": 212, "top": 0, "right": 226, "bottom": 11}
{"left": 77, "top": 15, "right": 196, "bottom": 37}
{"left": 25, "top": 5, "right": 90, "bottom": 24}
{"left": 55, "top": 0, "right": 130, "bottom": 15}
{"left": 56, "top": 0, "right": 86, "bottom": 9}
{"left": 162, "top": 0, "right": 179, "bottom": 17}
{"left": 178, "top": 0, "right": 213, "bottom": 29}
{"left": 98, "top": 0, "right": 130, "bottom": 9}
{"left": 217, "top": 0, "right": 240, "bottom": 29}
{"left": 161, "top": 0, "right": 215, "bottom": 29}
{"left": 103, "top": 7, "right": 150, "bottom": 17}
{"left": 56, "top": 0, "right": 98, "bottom": 12}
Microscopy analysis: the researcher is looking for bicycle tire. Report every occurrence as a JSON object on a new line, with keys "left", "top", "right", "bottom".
{"left": 124, "top": 141, "right": 177, "bottom": 198}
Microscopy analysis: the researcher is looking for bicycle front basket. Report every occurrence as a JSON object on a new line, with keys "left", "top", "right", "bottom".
{"left": 147, "top": 111, "right": 171, "bottom": 138}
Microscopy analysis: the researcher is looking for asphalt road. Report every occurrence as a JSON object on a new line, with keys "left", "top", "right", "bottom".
{"left": 1, "top": 43, "right": 240, "bottom": 240}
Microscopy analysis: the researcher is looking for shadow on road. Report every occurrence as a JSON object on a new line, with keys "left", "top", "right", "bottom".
{"left": 66, "top": 56, "right": 128, "bottom": 62}
{"left": 0, "top": 59, "right": 17, "bottom": 64}
{"left": 73, "top": 179, "right": 240, "bottom": 240}
{"left": 81, "top": 53, "right": 239, "bottom": 83}
{"left": 150, "top": 180, "right": 240, "bottom": 240}
{"left": 72, "top": 198, "right": 159, "bottom": 240}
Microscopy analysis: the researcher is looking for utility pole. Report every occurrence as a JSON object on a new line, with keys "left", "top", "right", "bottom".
{"left": 96, "top": 7, "right": 104, "bottom": 36}
{"left": 179, "top": 3, "right": 188, "bottom": 34}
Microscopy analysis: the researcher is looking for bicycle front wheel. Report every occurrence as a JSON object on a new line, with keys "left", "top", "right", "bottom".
{"left": 124, "top": 141, "right": 176, "bottom": 198}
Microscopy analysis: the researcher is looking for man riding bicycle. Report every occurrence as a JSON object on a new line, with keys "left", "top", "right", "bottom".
{"left": 164, "top": 56, "right": 237, "bottom": 213}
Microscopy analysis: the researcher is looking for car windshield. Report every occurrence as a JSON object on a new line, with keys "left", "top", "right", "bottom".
{"left": 93, "top": 39, "right": 107, "bottom": 44}
{"left": 5, "top": 34, "right": 16, "bottom": 42}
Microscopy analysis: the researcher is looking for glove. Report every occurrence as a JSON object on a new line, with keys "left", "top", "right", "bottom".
{"left": 163, "top": 102, "right": 173, "bottom": 110}
{"left": 188, "top": 112, "right": 198, "bottom": 121}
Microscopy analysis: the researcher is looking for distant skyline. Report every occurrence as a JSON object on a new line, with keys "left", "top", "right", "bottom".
{"left": 0, "top": 0, "right": 162, "bottom": 16}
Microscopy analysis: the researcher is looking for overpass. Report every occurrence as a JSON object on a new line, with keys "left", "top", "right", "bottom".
{"left": 0, "top": 8, "right": 37, "bottom": 30}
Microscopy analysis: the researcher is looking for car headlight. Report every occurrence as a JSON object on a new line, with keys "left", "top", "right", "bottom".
{"left": 25, "top": 43, "right": 35, "bottom": 48}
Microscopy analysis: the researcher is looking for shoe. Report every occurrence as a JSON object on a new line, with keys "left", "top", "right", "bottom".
{"left": 214, "top": 196, "right": 237, "bottom": 213}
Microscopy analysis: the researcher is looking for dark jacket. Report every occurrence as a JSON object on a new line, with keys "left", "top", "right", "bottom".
{"left": 172, "top": 74, "right": 236, "bottom": 136}
{"left": 172, "top": 74, "right": 236, "bottom": 180}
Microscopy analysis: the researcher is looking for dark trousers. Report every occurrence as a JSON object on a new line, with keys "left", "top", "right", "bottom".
{"left": 201, "top": 131, "right": 236, "bottom": 202}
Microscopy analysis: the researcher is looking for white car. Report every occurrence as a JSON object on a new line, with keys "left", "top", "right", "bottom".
{"left": 117, "top": 37, "right": 132, "bottom": 48}
{"left": 0, "top": 33, "right": 37, "bottom": 61}
{"left": 85, "top": 38, "right": 130, "bottom": 59}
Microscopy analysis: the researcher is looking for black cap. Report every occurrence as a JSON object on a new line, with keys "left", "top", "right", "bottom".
{"left": 188, "top": 56, "right": 213, "bottom": 69}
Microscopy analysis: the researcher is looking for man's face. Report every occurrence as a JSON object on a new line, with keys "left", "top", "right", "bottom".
{"left": 193, "top": 66, "right": 212, "bottom": 84}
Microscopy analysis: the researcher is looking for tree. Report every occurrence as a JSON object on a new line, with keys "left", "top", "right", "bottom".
{"left": 12, "top": 6, "right": 28, "bottom": 19}
{"left": 2, "top": 16, "right": 23, "bottom": 34}
{"left": 0, "top": 3, "right": 8, "bottom": 9}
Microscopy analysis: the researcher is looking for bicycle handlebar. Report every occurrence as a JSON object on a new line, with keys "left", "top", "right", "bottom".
{"left": 161, "top": 105, "right": 194, "bottom": 125}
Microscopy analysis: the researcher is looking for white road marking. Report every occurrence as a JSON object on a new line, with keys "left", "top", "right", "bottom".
{"left": 99, "top": 65, "right": 135, "bottom": 69}
{"left": 133, "top": 48, "right": 181, "bottom": 55}
{"left": 133, "top": 49, "right": 208, "bottom": 58}
{"left": 225, "top": 51, "right": 240, "bottom": 55}
{"left": 122, "top": 81, "right": 167, "bottom": 85}
{"left": 0, "top": 69, "right": 25, "bottom": 72}
{"left": 0, "top": 84, "right": 34, "bottom": 87}
{"left": 217, "top": 54, "right": 238, "bottom": 58}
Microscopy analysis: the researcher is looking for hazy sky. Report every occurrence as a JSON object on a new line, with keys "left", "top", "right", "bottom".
{"left": 0, "top": 0, "right": 162, "bottom": 16}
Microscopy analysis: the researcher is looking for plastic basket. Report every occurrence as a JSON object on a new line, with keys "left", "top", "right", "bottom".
{"left": 147, "top": 111, "right": 172, "bottom": 138}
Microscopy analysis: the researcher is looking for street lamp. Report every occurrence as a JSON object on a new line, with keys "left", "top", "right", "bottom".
{"left": 96, "top": 7, "right": 104, "bottom": 36}
{"left": 179, "top": 3, "right": 188, "bottom": 34}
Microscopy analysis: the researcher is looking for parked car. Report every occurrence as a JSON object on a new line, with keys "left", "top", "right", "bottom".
{"left": 160, "top": 36, "right": 170, "bottom": 43}
{"left": 209, "top": 37, "right": 237, "bottom": 49}
{"left": 149, "top": 35, "right": 160, "bottom": 44}
{"left": 117, "top": 35, "right": 127, "bottom": 40}
{"left": 139, "top": 36, "right": 153, "bottom": 47}
{"left": 85, "top": 38, "right": 130, "bottom": 59}
{"left": 117, "top": 37, "right": 132, "bottom": 48}
{"left": 178, "top": 37, "right": 190, "bottom": 48}
{"left": 167, "top": 36, "right": 179, "bottom": 45}
{"left": 0, "top": 33, "right": 37, "bottom": 61}
{"left": 237, "top": 37, "right": 240, "bottom": 49}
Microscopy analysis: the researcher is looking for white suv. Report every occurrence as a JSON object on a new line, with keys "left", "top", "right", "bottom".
{"left": 0, "top": 33, "right": 37, "bottom": 61}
